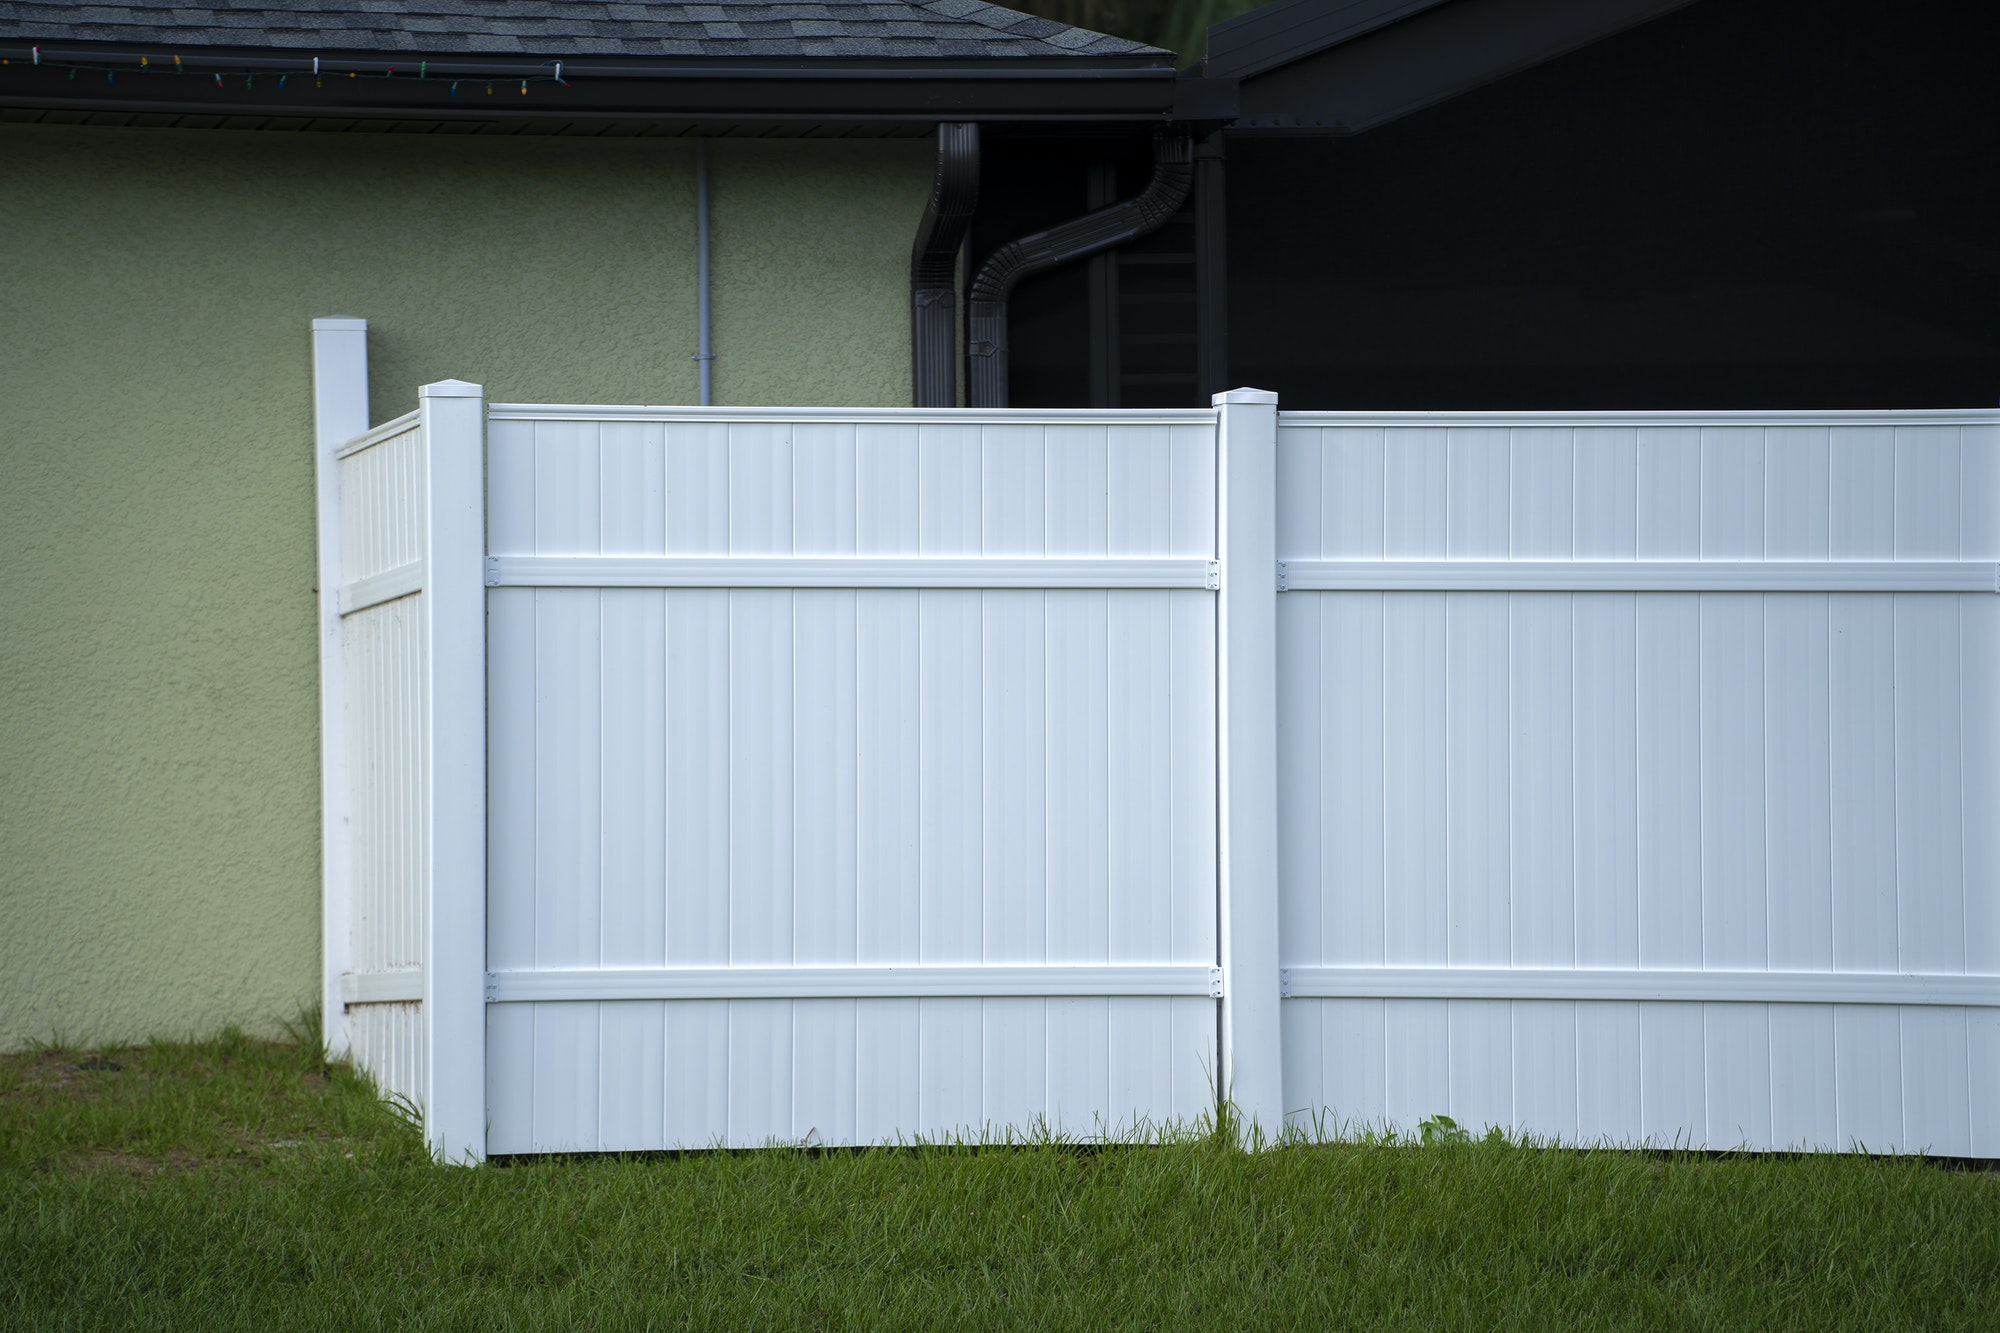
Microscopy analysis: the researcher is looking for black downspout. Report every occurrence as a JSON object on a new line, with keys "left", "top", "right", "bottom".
{"left": 1084, "top": 162, "right": 1122, "bottom": 409}
{"left": 1194, "top": 133, "right": 1229, "bottom": 401}
{"left": 910, "top": 122, "right": 980, "bottom": 408}
{"left": 967, "top": 132, "right": 1195, "bottom": 410}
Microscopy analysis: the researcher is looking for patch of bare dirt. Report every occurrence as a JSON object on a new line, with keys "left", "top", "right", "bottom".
{"left": 74, "top": 1148, "right": 200, "bottom": 1178}
{"left": 1, "top": 1050, "right": 132, "bottom": 1108}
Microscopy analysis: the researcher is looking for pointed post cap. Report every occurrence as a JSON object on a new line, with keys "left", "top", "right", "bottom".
{"left": 420, "top": 380, "right": 484, "bottom": 398}
{"left": 1212, "top": 387, "right": 1279, "bottom": 406}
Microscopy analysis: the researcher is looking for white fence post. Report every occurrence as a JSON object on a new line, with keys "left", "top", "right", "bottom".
{"left": 311, "top": 317, "right": 369, "bottom": 1063}
{"left": 1215, "top": 387, "right": 1285, "bottom": 1146}
{"left": 420, "top": 379, "right": 488, "bottom": 1165}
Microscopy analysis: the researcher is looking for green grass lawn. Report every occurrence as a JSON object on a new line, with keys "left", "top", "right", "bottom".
{"left": 4, "top": 1030, "right": 1997, "bottom": 1330}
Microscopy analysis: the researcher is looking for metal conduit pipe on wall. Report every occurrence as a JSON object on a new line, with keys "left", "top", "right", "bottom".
{"left": 967, "top": 132, "right": 1195, "bottom": 409}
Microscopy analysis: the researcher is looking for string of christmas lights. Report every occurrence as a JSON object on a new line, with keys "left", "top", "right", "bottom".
{"left": 0, "top": 45, "right": 574, "bottom": 96}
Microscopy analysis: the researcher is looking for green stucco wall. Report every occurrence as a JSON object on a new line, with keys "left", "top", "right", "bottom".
{"left": 0, "top": 123, "right": 929, "bottom": 1050}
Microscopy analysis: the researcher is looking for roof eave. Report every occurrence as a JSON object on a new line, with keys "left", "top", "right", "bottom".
{"left": 0, "top": 41, "right": 1180, "bottom": 123}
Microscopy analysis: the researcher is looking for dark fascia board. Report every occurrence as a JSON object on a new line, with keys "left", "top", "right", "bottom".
{"left": 1225, "top": 0, "right": 1704, "bottom": 135}
{"left": 1171, "top": 70, "right": 1239, "bottom": 125}
{"left": 1203, "top": 0, "right": 1454, "bottom": 80}
{"left": 0, "top": 43, "right": 1178, "bottom": 124}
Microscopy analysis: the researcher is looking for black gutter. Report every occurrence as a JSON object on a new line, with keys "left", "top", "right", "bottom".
{"left": 910, "top": 123, "right": 981, "bottom": 409}
{"left": 966, "top": 132, "right": 1194, "bottom": 409}
{"left": 0, "top": 46, "right": 1179, "bottom": 122}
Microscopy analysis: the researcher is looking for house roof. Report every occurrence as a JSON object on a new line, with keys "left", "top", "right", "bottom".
{"left": 0, "top": 0, "right": 1178, "bottom": 126}
{"left": 0, "top": 0, "right": 1164, "bottom": 60}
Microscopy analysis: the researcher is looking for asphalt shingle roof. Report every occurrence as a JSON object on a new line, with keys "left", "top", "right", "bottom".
{"left": 0, "top": 0, "right": 1164, "bottom": 59}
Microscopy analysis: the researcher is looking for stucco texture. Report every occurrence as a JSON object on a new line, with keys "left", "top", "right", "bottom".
{"left": 0, "top": 123, "right": 929, "bottom": 1050}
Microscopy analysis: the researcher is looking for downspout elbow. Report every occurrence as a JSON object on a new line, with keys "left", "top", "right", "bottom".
{"left": 910, "top": 123, "right": 980, "bottom": 408}
{"left": 967, "top": 132, "right": 1194, "bottom": 409}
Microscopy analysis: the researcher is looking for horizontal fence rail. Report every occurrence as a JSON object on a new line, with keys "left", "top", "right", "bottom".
{"left": 486, "top": 555, "right": 1219, "bottom": 590}
{"left": 1280, "top": 967, "right": 2000, "bottom": 1007}
{"left": 334, "top": 409, "right": 422, "bottom": 459}
{"left": 339, "top": 970, "right": 425, "bottom": 1005}
{"left": 487, "top": 403, "right": 1221, "bottom": 426}
{"left": 338, "top": 561, "right": 426, "bottom": 614}
{"left": 1273, "top": 408, "right": 2000, "bottom": 427}
{"left": 1276, "top": 560, "right": 2000, "bottom": 593}
{"left": 487, "top": 965, "right": 1225, "bottom": 1003}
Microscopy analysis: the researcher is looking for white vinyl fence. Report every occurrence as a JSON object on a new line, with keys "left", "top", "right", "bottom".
{"left": 478, "top": 402, "right": 1223, "bottom": 1157}
{"left": 1272, "top": 417, "right": 2000, "bottom": 1156}
{"left": 313, "top": 322, "right": 485, "bottom": 1156}
{"left": 312, "top": 318, "right": 1999, "bottom": 1163}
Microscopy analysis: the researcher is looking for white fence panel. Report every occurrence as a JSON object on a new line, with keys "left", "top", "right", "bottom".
{"left": 341, "top": 590, "right": 427, "bottom": 1115}
{"left": 326, "top": 404, "right": 429, "bottom": 1119}
{"left": 316, "top": 325, "right": 486, "bottom": 1160}
{"left": 481, "top": 408, "right": 1220, "bottom": 1153}
{"left": 1274, "top": 412, "right": 2000, "bottom": 1154}
{"left": 314, "top": 324, "right": 1997, "bottom": 1163}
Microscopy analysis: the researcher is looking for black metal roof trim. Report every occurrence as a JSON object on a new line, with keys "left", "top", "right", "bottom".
{"left": 1170, "top": 69, "right": 1236, "bottom": 124}
{"left": 0, "top": 105, "right": 943, "bottom": 135}
{"left": 1202, "top": 0, "right": 1449, "bottom": 80}
{"left": 0, "top": 45, "right": 1170, "bottom": 80}
{"left": 0, "top": 52, "right": 1176, "bottom": 122}
{"left": 0, "top": 0, "right": 1167, "bottom": 60}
